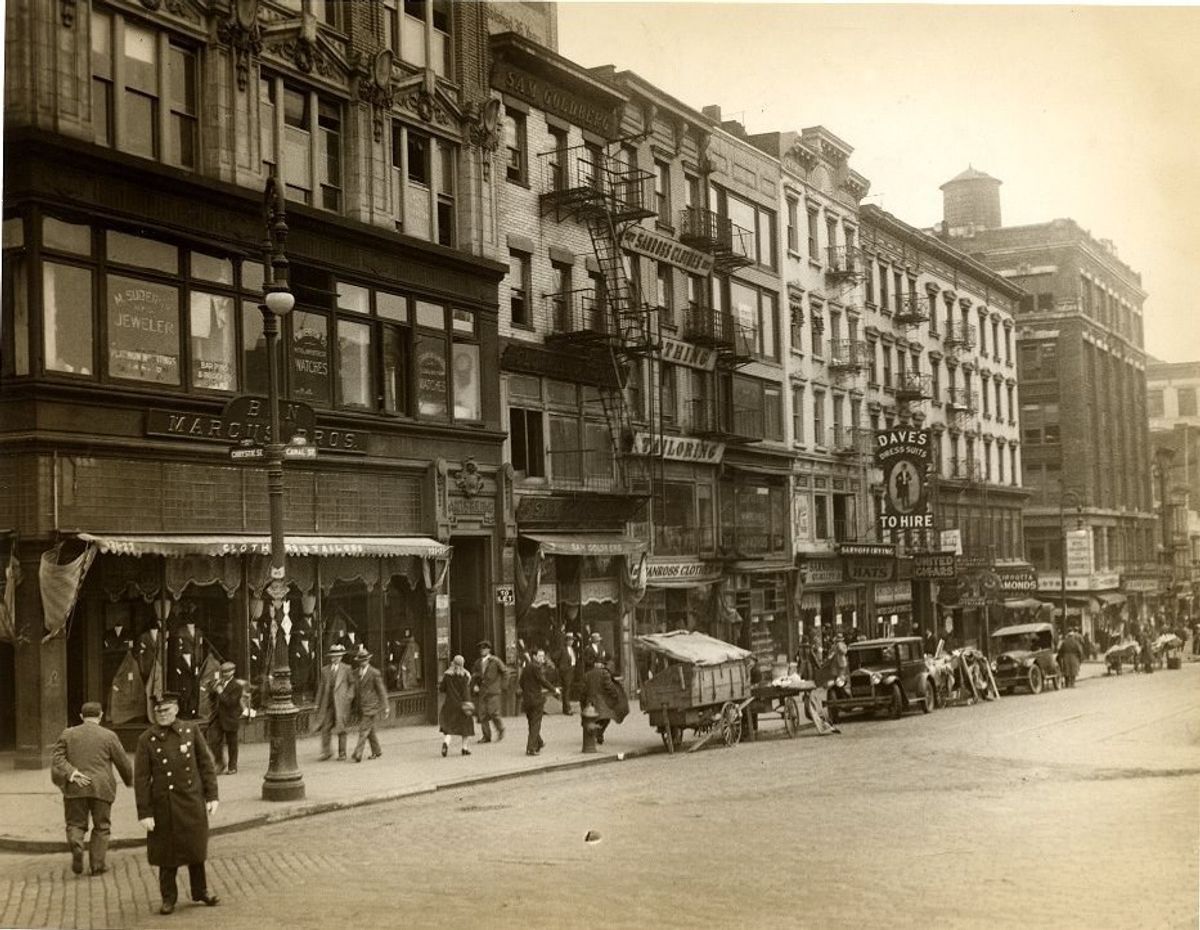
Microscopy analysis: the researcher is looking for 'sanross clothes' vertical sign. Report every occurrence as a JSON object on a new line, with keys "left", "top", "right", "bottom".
{"left": 875, "top": 428, "right": 933, "bottom": 532}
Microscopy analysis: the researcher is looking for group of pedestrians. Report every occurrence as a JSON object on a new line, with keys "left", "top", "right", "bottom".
{"left": 310, "top": 643, "right": 390, "bottom": 762}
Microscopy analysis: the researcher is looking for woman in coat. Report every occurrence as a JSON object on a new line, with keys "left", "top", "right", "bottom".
{"left": 438, "top": 654, "right": 475, "bottom": 756}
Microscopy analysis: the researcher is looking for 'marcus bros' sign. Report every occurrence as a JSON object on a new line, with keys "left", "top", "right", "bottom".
{"left": 874, "top": 428, "right": 933, "bottom": 531}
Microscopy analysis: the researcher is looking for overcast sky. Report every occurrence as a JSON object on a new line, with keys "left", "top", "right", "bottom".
{"left": 557, "top": 2, "right": 1200, "bottom": 363}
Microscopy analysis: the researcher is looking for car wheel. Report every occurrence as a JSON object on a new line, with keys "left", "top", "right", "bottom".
{"left": 921, "top": 679, "right": 936, "bottom": 714}
{"left": 1028, "top": 664, "right": 1044, "bottom": 694}
{"left": 889, "top": 684, "right": 904, "bottom": 719}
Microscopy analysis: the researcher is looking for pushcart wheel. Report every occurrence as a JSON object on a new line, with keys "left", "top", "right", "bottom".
{"left": 720, "top": 702, "right": 742, "bottom": 747}
{"left": 660, "top": 728, "right": 674, "bottom": 754}
{"left": 783, "top": 697, "right": 801, "bottom": 737}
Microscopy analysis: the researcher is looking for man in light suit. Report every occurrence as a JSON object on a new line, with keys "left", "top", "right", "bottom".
{"left": 314, "top": 644, "right": 355, "bottom": 761}
{"left": 471, "top": 640, "right": 508, "bottom": 742}
{"left": 350, "top": 647, "right": 389, "bottom": 762}
{"left": 51, "top": 702, "right": 134, "bottom": 876}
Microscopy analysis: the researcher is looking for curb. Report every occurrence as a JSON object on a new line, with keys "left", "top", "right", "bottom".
{"left": 0, "top": 743, "right": 665, "bottom": 856}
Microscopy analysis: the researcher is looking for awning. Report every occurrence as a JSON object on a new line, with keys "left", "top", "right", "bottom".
{"left": 522, "top": 533, "right": 646, "bottom": 557}
{"left": 1098, "top": 592, "right": 1126, "bottom": 607}
{"left": 77, "top": 534, "right": 451, "bottom": 559}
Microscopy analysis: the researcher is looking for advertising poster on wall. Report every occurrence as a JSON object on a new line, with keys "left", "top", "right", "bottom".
{"left": 875, "top": 427, "right": 933, "bottom": 532}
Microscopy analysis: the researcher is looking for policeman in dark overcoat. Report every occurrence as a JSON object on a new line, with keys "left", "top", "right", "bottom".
{"left": 134, "top": 692, "right": 220, "bottom": 915}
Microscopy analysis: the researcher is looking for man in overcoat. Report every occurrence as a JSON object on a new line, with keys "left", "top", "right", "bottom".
{"left": 134, "top": 693, "right": 219, "bottom": 915}
{"left": 519, "top": 648, "right": 560, "bottom": 756}
{"left": 554, "top": 631, "right": 578, "bottom": 715}
{"left": 351, "top": 647, "right": 389, "bottom": 762}
{"left": 471, "top": 640, "right": 508, "bottom": 743}
{"left": 205, "top": 662, "right": 245, "bottom": 774}
{"left": 314, "top": 644, "right": 355, "bottom": 760}
{"left": 582, "top": 631, "right": 608, "bottom": 670}
{"left": 581, "top": 660, "right": 629, "bottom": 745}
{"left": 51, "top": 701, "right": 134, "bottom": 876}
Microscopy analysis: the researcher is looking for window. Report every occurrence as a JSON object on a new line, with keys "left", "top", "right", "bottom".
{"left": 313, "top": 0, "right": 342, "bottom": 28}
{"left": 864, "top": 259, "right": 875, "bottom": 305}
{"left": 509, "top": 250, "right": 530, "bottom": 327}
{"left": 806, "top": 209, "right": 819, "bottom": 260}
{"left": 995, "top": 380, "right": 1004, "bottom": 420}
{"left": 998, "top": 445, "right": 1006, "bottom": 484}
{"left": 550, "top": 261, "right": 572, "bottom": 330}
{"left": 729, "top": 279, "right": 777, "bottom": 361}
{"left": 1037, "top": 292, "right": 1055, "bottom": 311}
{"left": 879, "top": 266, "right": 889, "bottom": 311}
{"left": 1007, "top": 384, "right": 1015, "bottom": 421}
{"left": 509, "top": 407, "right": 545, "bottom": 477}
{"left": 661, "top": 364, "right": 678, "bottom": 424}
{"left": 792, "top": 384, "right": 805, "bottom": 445}
{"left": 261, "top": 76, "right": 342, "bottom": 210}
{"left": 720, "top": 190, "right": 776, "bottom": 269}
{"left": 1178, "top": 387, "right": 1197, "bottom": 417}
{"left": 654, "top": 161, "right": 671, "bottom": 224}
{"left": 731, "top": 375, "right": 782, "bottom": 441}
{"left": 786, "top": 197, "right": 799, "bottom": 253}
{"left": 992, "top": 320, "right": 1000, "bottom": 358}
{"left": 122, "top": 22, "right": 159, "bottom": 160}
{"left": 189, "top": 292, "right": 236, "bottom": 391}
{"left": 810, "top": 308, "right": 823, "bottom": 359}
{"left": 826, "top": 217, "right": 838, "bottom": 259}
{"left": 1041, "top": 402, "right": 1060, "bottom": 444}
{"left": 452, "top": 341, "right": 480, "bottom": 420}
{"left": 656, "top": 262, "right": 674, "bottom": 327}
{"left": 407, "top": 129, "right": 430, "bottom": 186}
{"left": 882, "top": 346, "right": 892, "bottom": 387}
{"left": 982, "top": 379, "right": 990, "bottom": 417}
{"left": 91, "top": 10, "right": 114, "bottom": 147}
{"left": 764, "top": 384, "right": 783, "bottom": 441}
{"left": 928, "top": 292, "right": 939, "bottom": 333}
{"left": 390, "top": 123, "right": 457, "bottom": 245}
{"left": 1147, "top": 389, "right": 1164, "bottom": 418}
{"left": 944, "top": 297, "right": 954, "bottom": 336}
{"left": 685, "top": 173, "right": 701, "bottom": 210}
{"left": 930, "top": 360, "right": 940, "bottom": 401}
{"left": 397, "top": 0, "right": 451, "bottom": 76}
{"left": 1022, "top": 403, "right": 1042, "bottom": 444}
{"left": 503, "top": 109, "right": 527, "bottom": 184}
{"left": 43, "top": 262, "right": 94, "bottom": 375}
{"left": 978, "top": 313, "right": 988, "bottom": 356}
{"left": 892, "top": 271, "right": 903, "bottom": 315}
{"left": 812, "top": 390, "right": 825, "bottom": 444}
{"left": 814, "top": 494, "right": 829, "bottom": 540}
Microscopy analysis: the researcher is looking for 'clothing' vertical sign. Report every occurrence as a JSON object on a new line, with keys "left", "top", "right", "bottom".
{"left": 875, "top": 428, "right": 933, "bottom": 532}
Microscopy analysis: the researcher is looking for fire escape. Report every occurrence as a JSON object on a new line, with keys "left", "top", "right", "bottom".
{"left": 538, "top": 145, "right": 658, "bottom": 492}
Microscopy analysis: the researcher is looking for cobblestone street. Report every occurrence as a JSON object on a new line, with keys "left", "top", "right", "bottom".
{"left": 1, "top": 665, "right": 1196, "bottom": 930}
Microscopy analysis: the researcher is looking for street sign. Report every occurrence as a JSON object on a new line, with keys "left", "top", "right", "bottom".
{"left": 283, "top": 443, "right": 317, "bottom": 461}
{"left": 495, "top": 584, "right": 515, "bottom": 606}
{"left": 229, "top": 438, "right": 265, "bottom": 462}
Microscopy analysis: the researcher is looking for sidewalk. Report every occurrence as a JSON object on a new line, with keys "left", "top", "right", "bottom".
{"left": 0, "top": 709, "right": 667, "bottom": 854}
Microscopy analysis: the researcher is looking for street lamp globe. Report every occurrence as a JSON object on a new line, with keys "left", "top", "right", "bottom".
{"left": 264, "top": 289, "right": 295, "bottom": 316}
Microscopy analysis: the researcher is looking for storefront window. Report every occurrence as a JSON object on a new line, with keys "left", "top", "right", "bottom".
{"left": 290, "top": 310, "right": 330, "bottom": 404}
{"left": 107, "top": 230, "right": 177, "bottom": 274}
{"left": 106, "top": 274, "right": 180, "bottom": 384}
{"left": 452, "top": 341, "right": 480, "bottom": 420}
{"left": 191, "top": 252, "right": 233, "bottom": 285}
{"left": 384, "top": 573, "right": 426, "bottom": 692}
{"left": 382, "top": 325, "right": 409, "bottom": 415}
{"left": 189, "top": 291, "right": 236, "bottom": 391}
{"left": 44, "top": 217, "right": 91, "bottom": 255}
{"left": 337, "top": 319, "right": 372, "bottom": 408}
{"left": 415, "top": 332, "right": 448, "bottom": 418}
{"left": 241, "top": 300, "right": 268, "bottom": 395}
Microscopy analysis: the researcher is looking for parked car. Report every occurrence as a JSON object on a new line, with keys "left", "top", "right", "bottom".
{"left": 990, "top": 622, "right": 1061, "bottom": 694}
{"left": 824, "top": 637, "right": 937, "bottom": 722}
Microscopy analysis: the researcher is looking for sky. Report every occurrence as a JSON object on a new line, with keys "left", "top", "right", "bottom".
{"left": 556, "top": 2, "right": 1200, "bottom": 363}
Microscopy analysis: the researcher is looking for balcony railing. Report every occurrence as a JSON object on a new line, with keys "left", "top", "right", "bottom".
{"left": 944, "top": 321, "right": 977, "bottom": 353}
{"left": 654, "top": 524, "right": 716, "bottom": 556}
{"left": 719, "top": 529, "right": 787, "bottom": 559}
{"left": 895, "top": 371, "right": 932, "bottom": 402}
{"left": 537, "top": 145, "right": 654, "bottom": 224}
{"left": 826, "top": 246, "right": 863, "bottom": 278}
{"left": 946, "top": 387, "right": 979, "bottom": 415}
{"left": 684, "top": 399, "right": 764, "bottom": 443}
{"left": 833, "top": 518, "right": 859, "bottom": 543}
{"left": 678, "top": 207, "right": 754, "bottom": 272}
{"left": 948, "top": 458, "right": 983, "bottom": 483}
{"left": 544, "top": 288, "right": 608, "bottom": 340}
{"left": 895, "top": 291, "right": 931, "bottom": 326}
{"left": 828, "top": 339, "right": 870, "bottom": 372}
{"left": 546, "top": 448, "right": 619, "bottom": 492}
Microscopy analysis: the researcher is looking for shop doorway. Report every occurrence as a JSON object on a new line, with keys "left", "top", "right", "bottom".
{"left": 449, "top": 537, "right": 489, "bottom": 659}
{"left": 0, "top": 642, "right": 14, "bottom": 749}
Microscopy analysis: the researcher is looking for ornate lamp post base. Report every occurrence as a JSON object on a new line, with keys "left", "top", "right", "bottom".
{"left": 261, "top": 580, "right": 305, "bottom": 802}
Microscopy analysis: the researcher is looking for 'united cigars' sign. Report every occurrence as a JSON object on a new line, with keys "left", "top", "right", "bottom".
{"left": 874, "top": 428, "right": 933, "bottom": 531}
{"left": 620, "top": 226, "right": 715, "bottom": 276}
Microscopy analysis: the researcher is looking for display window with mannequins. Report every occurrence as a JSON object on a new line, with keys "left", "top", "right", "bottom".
{"left": 384, "top": 575, "right": 425, "bottom": 692}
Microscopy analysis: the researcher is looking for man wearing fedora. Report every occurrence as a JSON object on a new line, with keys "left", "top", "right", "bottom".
{"left": 582, "top": 631, "right": 608, "bottom": 670}
{"left": 134, "top": 692, "right": 220, "bottom": 914}
{"left": 351, "top": 646, "right": 389, "bottom": 762}
{"left": 471, "top": 640, "right": 508, "bottom": 743}
{"left": 51, "top": 701, "right": 134, "bottom": 876}
{"left": 205, "top": 661, "right": 246, "bottom": 775}
{"left": 314, "top": 643, "right": 355, "bottom": 761}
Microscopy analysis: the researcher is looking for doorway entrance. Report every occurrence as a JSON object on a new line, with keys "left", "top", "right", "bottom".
{"left": 448, "top": 537, "right": 490, "bottom": 660}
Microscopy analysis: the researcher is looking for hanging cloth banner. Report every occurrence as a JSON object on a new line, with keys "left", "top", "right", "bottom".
{"left": 108, "top": 649, "right": 145, "bottom": 725}
{"left": 39, "top": 542, "right": 96, "bottom": 642}
{"left": 513, "top": 545, "right": 545, "bottom": 623}
{"left": 422, "top": 556, "right": 451, "bottom": 593}
{"left": 0, "top": 532, "right": 20, "bottom": 644}
{"left": 620, "top": 552, "right": 649, "bottom": 612}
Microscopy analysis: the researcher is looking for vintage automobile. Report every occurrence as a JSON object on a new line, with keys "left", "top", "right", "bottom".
{"left": 990, "top": 622, "right": 1061, "bottom": 694}
{"left": 824, "top": 636, "right": 936, "bottom": 723}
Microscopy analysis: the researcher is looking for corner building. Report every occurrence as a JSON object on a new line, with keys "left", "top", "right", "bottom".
{"left": 939, "top": 170, "right": 1154, "bottom": 639}
{"left": 1, "top": 0, "right": 511, "bottom": 762}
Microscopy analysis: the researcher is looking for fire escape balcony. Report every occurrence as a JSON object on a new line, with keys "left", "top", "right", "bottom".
{"left": 947, "top": 458, "right": 983, "bottom": 484}
{"left": 825, "top": 246, "right": 864, "bottom": 280}
{"left": 537, "top": 146, "right": 655, "bottom": 224}
{"left": 684, "top": 399, "right": 763, "bottom": 445}
{"left": 678, "top": 207, "right": 754, "bottom": 273}
{"left": 894, "top": 292, "right": 931, "bottom": 327}
{"left": 545, "top": 448, "right": 620, "bottom": 494}
{"left": 829, "top": 425, "right": 873, "bottom": 457}
{"left": 944, "top": 321, "right": 977, "bottom": 357}
{"left": 544, "top": 288, "right": 610, "bottom": 344}
{"left": 828, "top": 339, "right": 870, "bottom": 375}
{"left": 683, "top": 304, "right": 755, "bottom": 368}
{"left": 895, "top": 371, "right": 932, "bottom": 403}
{"left": 945, "top": 387, "right": 979, "bottom": 418}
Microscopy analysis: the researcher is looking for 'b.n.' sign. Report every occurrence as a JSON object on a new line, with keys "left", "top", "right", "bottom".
{"left": 875, "top": 428, "right": 933, "bottom": 531}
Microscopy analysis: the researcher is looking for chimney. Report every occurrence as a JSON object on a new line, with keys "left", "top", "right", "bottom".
{"left": 702, "top": 105, "right": 722, "bottom": 122}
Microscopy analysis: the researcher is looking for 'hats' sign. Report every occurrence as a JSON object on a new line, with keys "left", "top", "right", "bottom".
{"left": 874, "top": 428, "right": 933, "bottom": 531}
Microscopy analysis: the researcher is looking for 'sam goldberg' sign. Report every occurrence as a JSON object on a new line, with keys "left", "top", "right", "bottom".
{"left": 875, "top": 428, "right": 933, "bottom": 531}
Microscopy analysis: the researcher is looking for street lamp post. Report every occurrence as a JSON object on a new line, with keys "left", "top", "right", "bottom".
{"left": 259, "top": 175, "right": 305, "bottom": 802}
{"left": 1058, "top": 489, "right": 1081, "bottom": 637}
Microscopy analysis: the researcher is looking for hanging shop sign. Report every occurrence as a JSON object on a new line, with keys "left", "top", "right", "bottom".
{"left": 1121, "top": 573, "right": 1161, "bottom": 593}
{"left": 620, "top": 226, "right": 715, "bottom": 276}
{"left": 844, "top": 558, "right": 894, "bottom": 582}
{"left": 798, "top": 558, "right": 843, "bottom": 587}
{"left": 495, "top": 584, "right": 516, "bottom": 606}
{"left": 995, "top": 565, "right": 1037, "bottom": 595}
{"left": 146, "top": 407, "right": 366, "bottom": 453}
{"left": 838, "top": 543, "right": 895, "bottom": 558}
{"left": 492, "top": 59, "right": 621, "bottom": 138}
{"left": 630, "top": 431, "right": 724, "bottom": 464}
{"left": 874, "top": 428, "right": 933, "bottom": 531}
{"left": 1036, "top": 572, "right": 1118, "bottom": 592}
{"left": 1065, "top": 529, "right": 1093, "bottom": 576}
{"left": 659, "top": 336, "right": 717, "bottom": 371}
{"left": 913, "top": 553, "right": 957, "bottom": 579}
{"left": 874, "top": 581, "right": 912, "bottom": 607}
{"left": 645, "top": 560, "right": 723, "bottom": 586}
{"left": 940, "top": 529, "right": 963, "bottom": 555}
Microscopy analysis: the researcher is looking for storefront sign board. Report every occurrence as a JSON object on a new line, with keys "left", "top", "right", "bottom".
{"left": 874, "top": 581, "right": 912, "bottom": 606}
{"left": 492, "top": 59, "right": 621, "bottom": 138}
{"left": 630, "top": 432, "right": 724, "bottom": 464}
{"left": 913, "top": 553, "right": 956, "bottom": 579}
{"left": 449, "top": 496, "right": 496, "bottom": 526}
{"left": 940, "top": 529, "right": 963, "bottom": 555}
{"left": 1066, "top": 529, "right": 1092, "bottom": 576}
{"left": 645, "top": 560, "right": 722, "bottom": 586}
{"left": 1122, "top": 575, "right": 1161, "bottom": 593}
{"left": 844, "top": 559, "right": 894, "bottom": 582}
{"left": 146, "top": 408, "right": 366, "bottom": 453}
{"left": 619, "top": 226, "right": 715, "bottom": 276}
{"left": 996, "top": 566, "right": 1037, "bottom": 594}
{"left": 874, "top": 428, "right": 933, "bottom": 531}
{"left": 838, "top": 543, "right": 895, "bottom": 558}
{"left": 495, "top": 584, "right": 515, "bottom": 606}
{"left": 659, "top": 336, "right": 717, "bottom": 371}
{"left": 799, "top": 559, "right": 843, "bottom": 586}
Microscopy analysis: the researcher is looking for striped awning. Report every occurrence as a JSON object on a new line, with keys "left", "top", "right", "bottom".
{"left": 77, "top": 534, "right": 451, "bottom": 559}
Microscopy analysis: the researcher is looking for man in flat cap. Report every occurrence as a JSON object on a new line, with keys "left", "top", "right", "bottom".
{"left": 471, "top": 640, "right": 508, "bottom": 743}
{"left": 205, "top": 661, "right": 246, "bottom": 775}
{"left": 350, "top": 646, "right": 388, "bottom": 762}
{"left": 51, "top": 701, "right": 133, "bottom": 876}
{"left": 134, "top": 692, "right": 220, "bottom": 915}
{"left": 314, "top": 643, "right": 355, "bottom": 761}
